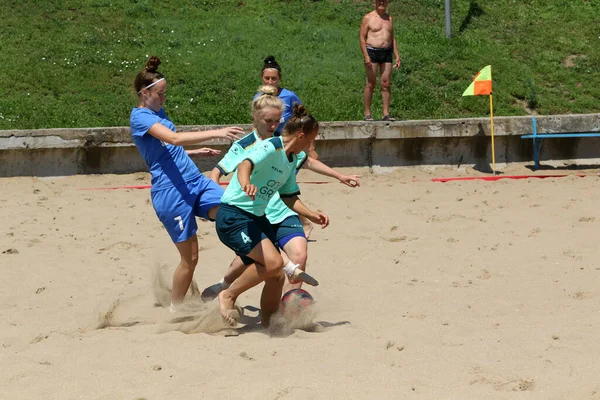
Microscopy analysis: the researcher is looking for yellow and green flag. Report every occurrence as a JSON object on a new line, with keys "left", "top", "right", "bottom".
{"left": 462, "top": 65, "right": 492, "bottom": 96}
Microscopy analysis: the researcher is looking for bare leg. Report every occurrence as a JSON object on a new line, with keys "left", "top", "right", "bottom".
{"left": 200, "top": 256, "right": 246, "bottom": 301}
{"left": 205, "top": 243, "right": 314, "bottom": 303}
{"left": 218, "top": 238, "right": 283, "bottom": 326}
{"left": 380, "top": 62, "right": 393, "bottom": 117}
{"left": 223, "top": 256, "right": 246, "bottom": 285}
{"left": 260, "top": 272, "right": 285, "bottom": 327}
{"left": 282, "top": 236, "right": 308, "bottom": 294}
{"left": 363, "top": 62, "right": 379, "bottom": 117}
{"left": 206, "top": 204, "right": 220, "bottom": 221}
{"left": 172, "top": 235, "right": 199, "bottom": 305}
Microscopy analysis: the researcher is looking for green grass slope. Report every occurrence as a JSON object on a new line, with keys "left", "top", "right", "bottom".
{"left": 0, "top": 0, "right": 597, "bottom": 129}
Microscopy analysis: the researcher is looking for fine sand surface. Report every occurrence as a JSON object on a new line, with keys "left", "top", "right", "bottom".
{"left": 2, "top": 164, "right": 600, "bottom": 399}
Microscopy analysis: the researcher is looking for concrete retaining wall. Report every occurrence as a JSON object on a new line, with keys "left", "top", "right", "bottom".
{"left": 1, "top": 114, "right": 599, "bottom": 177}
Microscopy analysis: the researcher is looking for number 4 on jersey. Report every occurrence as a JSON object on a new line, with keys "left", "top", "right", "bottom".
{"left": 240, "top": 232, "right": 251, "bottom": 244}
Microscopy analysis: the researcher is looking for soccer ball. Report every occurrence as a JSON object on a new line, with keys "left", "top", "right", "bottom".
{"left": 281, "top": 289, "right": 314, "bottom": 313}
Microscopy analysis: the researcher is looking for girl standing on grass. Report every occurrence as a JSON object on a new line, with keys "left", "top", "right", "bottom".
{"left": 203, "top": 86, "right": 360, "bottom": 303}
{"left": 130, "top": 56, "right": 244, "bottom": 312}
{"left": 214, "top": 104, "right": 328, "bottom": 327}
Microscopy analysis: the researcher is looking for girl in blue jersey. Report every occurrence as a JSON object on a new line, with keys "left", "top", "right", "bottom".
{"left": 256, "top": 56, "right": 302, "bottom": 136}
{"left": 130, "top": 56, "right": 244, "bottom": 313}
{"left": 215, "top": 104, "right": 328, "bottom": 327}
{"left": 203, "top": 86, "right": 360, "bottom": 303}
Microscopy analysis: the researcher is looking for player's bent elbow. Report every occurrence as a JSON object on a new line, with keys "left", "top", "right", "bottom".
{"left": 168, "top": 134, "right": 185, "bottom": 147}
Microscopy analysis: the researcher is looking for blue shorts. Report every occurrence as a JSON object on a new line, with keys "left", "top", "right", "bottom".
{"left": 151, "top": 176, "right": 224, "bottom": 243}
{"left": 216, "top": 203, "right": 277, "bottom": 265}
{"left": 272, "top": 215, "right": 306, "bottom": 248}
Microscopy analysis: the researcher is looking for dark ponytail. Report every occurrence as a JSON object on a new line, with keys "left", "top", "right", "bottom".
{"left": 134, "top": 56, "right": 165, "bottom": 94}
{"left": 261, "top": 55, "right": 282, "bottom": 77}
{"left": 282, "top": 103, "right": 318, "bottom": 136}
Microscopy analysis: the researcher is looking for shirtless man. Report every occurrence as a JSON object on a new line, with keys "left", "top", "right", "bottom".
{"left": 360, "top": 0, "right": 401, "bottom": 121}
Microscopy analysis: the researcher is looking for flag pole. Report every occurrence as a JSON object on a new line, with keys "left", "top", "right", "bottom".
{"left": 489, "top": 93, "right": 496, "bottom": 175}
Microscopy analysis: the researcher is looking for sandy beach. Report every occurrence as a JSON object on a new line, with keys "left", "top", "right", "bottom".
{"left": 2, "top": 164, "right": 600, "bottom": 399}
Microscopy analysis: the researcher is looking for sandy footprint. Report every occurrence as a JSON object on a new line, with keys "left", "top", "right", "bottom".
{"left": 469, "top": 367, "right": 535, "bottom": 392}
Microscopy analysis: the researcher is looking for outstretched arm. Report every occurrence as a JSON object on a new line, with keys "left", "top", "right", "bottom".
{"left": 186, "top": 148, "right": 221, "bottom": 157}
{"left": 304, "top": 157, "right": 360, "bottom": 187}
{"left": 282, "top": 195, "right": 329, "bottom": 229}
{"left": 148, "top": 123, "right": 244, "bottom": 147}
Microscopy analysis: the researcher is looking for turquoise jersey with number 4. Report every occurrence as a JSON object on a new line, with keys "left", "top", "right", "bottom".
{"left": 217, "top": 131, "right": 307, "bottom": 223}
{"left": 220, "top": 136, "right": 301, "bottom": 217}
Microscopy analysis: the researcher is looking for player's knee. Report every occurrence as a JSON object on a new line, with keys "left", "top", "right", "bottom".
{"left": 268, "top": 270, "right": 286, "bottom": 285}
{"left": 181, "top": 251, "right": 199, "bottom": 269}
{"left": 292, "top": 252, "right": 308, "bottom": 270}
{"left": 381, "top": 79, "right": 391, "bottom": 89}
{"left": 266, "top": 253, "right": 284, "bottom": 274}
{"left": 365, "top": 80, "right": 376, "bottom": 90}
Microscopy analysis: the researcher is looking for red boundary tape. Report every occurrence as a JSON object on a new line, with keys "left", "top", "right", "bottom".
{"left": 431, "top": 174, "right": 586, "bottom": 182}
{"left": 77, "top": 175, "right": 588, "bottom": 189}
{"left": 77, "top": 181, "right": 330, "bottom": 190}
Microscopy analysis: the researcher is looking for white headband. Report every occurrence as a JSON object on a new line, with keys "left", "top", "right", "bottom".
{"left": 138, "top": 77, "right": 165, "bottom": 94}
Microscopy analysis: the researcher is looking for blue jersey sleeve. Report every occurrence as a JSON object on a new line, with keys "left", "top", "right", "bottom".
{"left": 291, "top": 92, "right": 302, "bottom": 107}
{"left": 130, "top": 109, "right": 160, "bottom": 138}
{"left": 130, "top": 108, "right": 173, "bottom": 138}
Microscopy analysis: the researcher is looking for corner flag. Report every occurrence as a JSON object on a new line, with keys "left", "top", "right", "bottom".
{"left": 462, "top": 65, "right": 492, "bottom": 96}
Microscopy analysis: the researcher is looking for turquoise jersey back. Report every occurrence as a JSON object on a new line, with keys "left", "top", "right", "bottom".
{"left": 220, "top": 137, "right": 301, "bottom": 217}
{"left": 217, "top": 131, "right": 307, "bottom": 223}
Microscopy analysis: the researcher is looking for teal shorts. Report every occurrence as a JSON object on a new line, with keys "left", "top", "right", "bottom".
{"left": 273, "top": 215, "right": 305, "bottom": 248}
{"left": 216, "top": 203, "right": 277, "bottom": 265}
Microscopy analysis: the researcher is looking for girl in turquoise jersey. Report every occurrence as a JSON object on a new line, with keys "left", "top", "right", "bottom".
{"left": 257, "top": 56, "right": 323, "bottom": 236}
{"left": 204, "top": 86, "right": 360, "bottom": 303}
{"left": 130, "top": 56, "right": 244, "bottom": 312}
{"left": 215, "top": 104, "right": 327, "bottom": 327}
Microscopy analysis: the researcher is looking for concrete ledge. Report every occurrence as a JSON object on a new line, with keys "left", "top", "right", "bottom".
{"left": 1, "top": 114, "right": 599, "bottom": 177}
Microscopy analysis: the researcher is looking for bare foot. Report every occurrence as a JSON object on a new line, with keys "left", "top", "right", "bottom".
{"left": 217, "top": 291, "right": 239, "bottom": 327}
